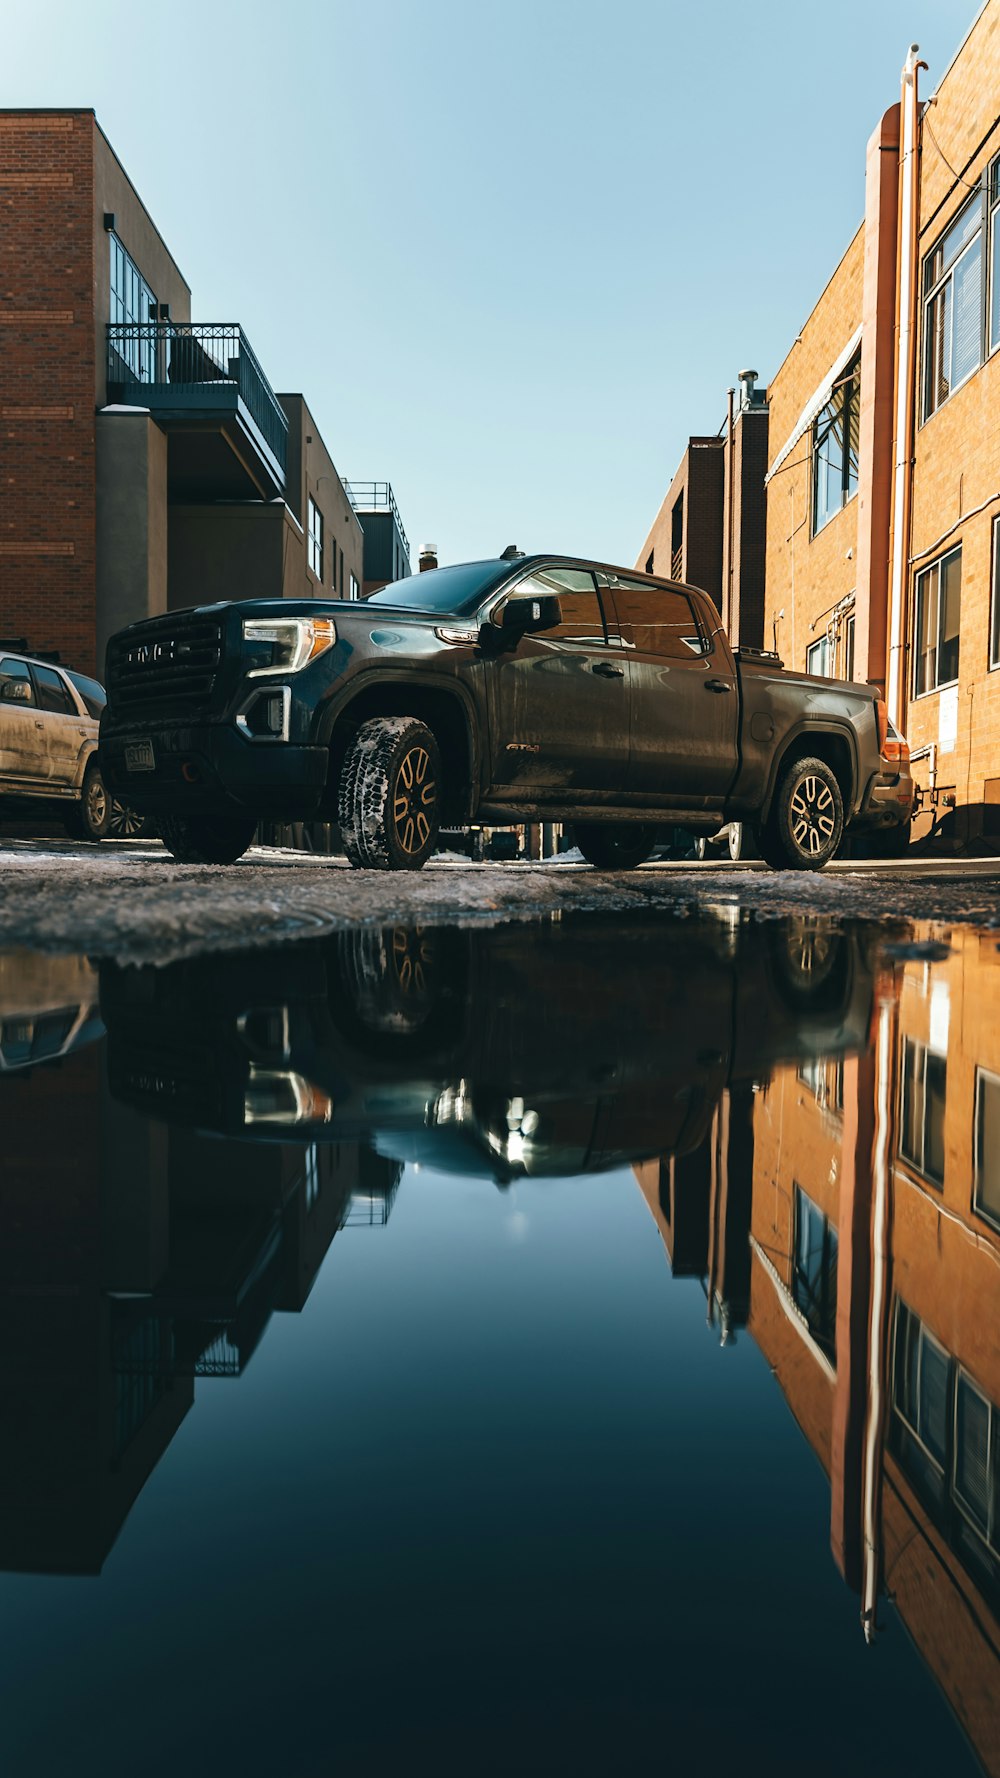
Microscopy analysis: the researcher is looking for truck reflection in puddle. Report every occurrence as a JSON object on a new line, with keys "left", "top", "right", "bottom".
{"left": 0, "top": 914, "right": 997, "bottom": 1773}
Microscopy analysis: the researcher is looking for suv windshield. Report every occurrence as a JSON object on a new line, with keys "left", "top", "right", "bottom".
{"left": 367, "top": 560, "right": 517, "bottom": 616}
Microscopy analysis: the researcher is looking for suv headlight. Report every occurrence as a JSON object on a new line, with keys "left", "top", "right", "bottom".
{"left": 243, "top": 616, "right": 337, "bottom": 676}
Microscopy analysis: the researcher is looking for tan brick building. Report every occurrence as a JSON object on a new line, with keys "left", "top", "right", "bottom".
{"left": 639, "top": 5, "right": 1000, "bottom": 846}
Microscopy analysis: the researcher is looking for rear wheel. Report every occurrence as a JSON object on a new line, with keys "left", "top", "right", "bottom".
{"left": 158, "top": 812, "right": 258, "bottom": 864}
{"left": 760, "top": 756, "right": 844, "bottom": 871}
{"left": 339, "top": 716, "right": 441, "bottom": 871}
{"left": 107, "top": 797, "right": 154, "bottom": 840}
{"left": 573, "top": 823, "right": 657, "bottom": 870}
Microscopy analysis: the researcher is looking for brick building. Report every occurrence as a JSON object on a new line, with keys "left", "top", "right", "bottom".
{"left": 635, "top": 368, "right": 769, "bottom": 649}
{"left": 637, "top": 4, "right": 1000, "bottom": 845}
{"left": 0, "top": 110, "right": 408, "bottom": 681}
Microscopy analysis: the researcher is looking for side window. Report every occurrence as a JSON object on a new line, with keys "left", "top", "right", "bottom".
{"left": 0, "top": 659, "right": 34, "bottom": 705}
{"left": 507, "top": 567, "right": 607, "bottom": 644}
{"left": 606, "top": 577, "right": 709, "bottom": 658}
{"left": 31, "top": 665, "right": 75, "bottom": 715}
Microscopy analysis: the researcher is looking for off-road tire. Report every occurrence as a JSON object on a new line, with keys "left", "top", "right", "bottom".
{"left": 65, "top": 761, "right": 112, "bottom": 842}
{"left": 573, "top": 823, "right": 657, "bottom": 870}
{"left": 158, "top": 812, "right": 258, "bottom": 864}
{"left": 761, "top": 756, "right": 844, "bottom": 871}
{"left": 339, "top": 716, "right": 441, "bottom": 871}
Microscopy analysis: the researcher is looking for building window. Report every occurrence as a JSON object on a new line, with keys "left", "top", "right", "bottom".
{"left": 843, "top": 611, "right": 856, "bottom": 681}
{"left": 913, "top": 546, "right": 961, "bottom": 697}
{"left": 792, "top": 1185, "right": 839, "bottom": 1364}
{"left": 797, "top": 1055, "right": 844, "bottom": 1114}
{"left": 812, "top": 354, "right": 859, "bottom": 535}
{"left": 337, "top": 545, "right": 344, "bottom": 596}
{"left": 975, "top": 1067, "right": 1000, "bottom": 1230}
{"left": 308, "top": 497, "right": 324, "bottom": 581}
{"left": 955, "top": 1370, "right": 998, "bottom": 1553}
{"left": 806, "top": 635, "right": 832, "bottom": 677}
{"left": 923, "top": 193, "right": 982, "bottom": 419}
{"left": 991, "top": 519, "right": 1000, "bottom": 671}
{"left": 109, "top": 233, "right": 158, "bottom": 383}
{"left": 350, "top": 573, "right": 360, "bottom": 600}
{"left": 645, "top": 550, "right": 655, "bottom": 575}
{"left": 899, "top": 1035, "right": 947, "bottom": 1186}
{"left": 893, "top": 1299, "right": 950, "bottom": 1471}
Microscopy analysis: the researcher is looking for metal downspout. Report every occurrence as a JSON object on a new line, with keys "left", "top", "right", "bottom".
{"left": 887, "top": 45, "right": 927, "bottom": 730}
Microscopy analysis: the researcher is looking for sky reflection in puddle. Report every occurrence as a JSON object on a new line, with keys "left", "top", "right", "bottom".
{"left": 0, "top": 911, "right": 996, "bottom": 1776}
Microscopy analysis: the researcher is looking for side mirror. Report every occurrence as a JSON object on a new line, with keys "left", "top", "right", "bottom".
{"left": 490, "top": 593, "right": 563, "bottom": 636}
{"left": 0, "top": 682, "right": 31, "bottom": 703}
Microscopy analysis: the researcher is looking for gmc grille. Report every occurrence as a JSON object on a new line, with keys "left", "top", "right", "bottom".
{"left": 108, "top": 617, "right": 223, "bottom": 707}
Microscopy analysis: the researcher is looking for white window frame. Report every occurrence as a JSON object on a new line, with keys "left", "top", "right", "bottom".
{"left": 806, "top": 635, "right": 832, "bottom": 678}
{"left": 898, "top": 1035, "right": 947, "bottom": 1186}
{"left": 974, "top": 1066, "right": 1000, "bottom": 1231}
{"left": 991, "top": 518, "right": 1000, "bottom": 673}
{"left": 912, "top": 545, "right": 962, "bottom": 700}
{"left": 922, "top": 191, "right": 983, "bottom": 421}
{"left": 308, "top": 496, "right": 324, "bottom": 582}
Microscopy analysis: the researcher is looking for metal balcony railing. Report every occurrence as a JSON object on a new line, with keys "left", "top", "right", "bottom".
{"left": 344, "top": 480, "right": 410, "bottom": 559}
{"left": 670, "top": 546, "right": 684, "bottom": 581}
{"left": 106, "top": 322, "right": 288, "bottom": 473}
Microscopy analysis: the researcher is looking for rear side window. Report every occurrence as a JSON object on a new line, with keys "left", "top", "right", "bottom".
{"left": 607, "top": 579, "right": 710, "bottom": 658}
{"left": 507, "top": 567, "right": 608, "bottom": 643}
{"left": 66, "top": 671, "right": 106, "bottom": 719}
{"left": 31, "top": 664, "right": 75, "bottom": 715}
{"left": 0, "top": 658, "right": 34, "bottom": 705}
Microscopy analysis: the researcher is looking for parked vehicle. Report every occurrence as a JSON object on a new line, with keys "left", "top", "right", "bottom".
{"left": 99, "top": 553, "right": 914, "bottom": 870}
{"left": 0, "top": 651, "right": 150, "bottom": 841}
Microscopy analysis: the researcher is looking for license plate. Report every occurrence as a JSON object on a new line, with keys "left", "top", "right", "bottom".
{"left": 124, "top": 739, "right": 155, "bottom": 772}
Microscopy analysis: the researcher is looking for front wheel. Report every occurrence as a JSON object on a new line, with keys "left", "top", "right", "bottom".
{"left": 65, "top": 761, "right": 112, "bottom": 841}
{"left": 158, "top": 812, "right": 258, "bottom": 864}
{"left": 573, "top": 823, "right": 657, "bottom": 870}
{"left": 760, "top": 756, "right": 844, "bottom": 871}
{"left": 339, "top": 716, "right": 441, "bottom": 870}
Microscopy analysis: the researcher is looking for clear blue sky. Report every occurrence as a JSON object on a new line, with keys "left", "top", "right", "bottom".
{"left": 3, "top": 0, "right": 979, "bottom": 568}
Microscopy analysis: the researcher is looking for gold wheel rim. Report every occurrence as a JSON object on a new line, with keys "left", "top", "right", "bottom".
{"left": 392, "top": 745, "right": 436, "bottom": 856}
{"left": 86, "top": 776, "right": 108, "bottom": 826}
{"left": 391, "top": 925, "right": 434, "bottom": 995}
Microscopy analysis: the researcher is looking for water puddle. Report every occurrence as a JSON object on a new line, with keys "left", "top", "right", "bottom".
{"left": 0, "top": 911, "right": 997, "bottom": 1774}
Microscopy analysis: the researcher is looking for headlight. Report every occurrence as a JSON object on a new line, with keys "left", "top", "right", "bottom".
{"left": 243, "top": 616, "right": 337, "bottom": 676}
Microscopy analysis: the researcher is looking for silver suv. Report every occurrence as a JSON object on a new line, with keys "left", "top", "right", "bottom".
{"left": 0, "top": 651, "right": 147, "bottom": 840}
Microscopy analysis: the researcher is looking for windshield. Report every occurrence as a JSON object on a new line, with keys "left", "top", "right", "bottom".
{"left": 367, "top": 560, "right": 517, "bottom": 616}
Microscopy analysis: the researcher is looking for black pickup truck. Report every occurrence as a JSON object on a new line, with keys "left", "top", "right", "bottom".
{"left": 99, "top": 553, "right": 913, "bottom": 869}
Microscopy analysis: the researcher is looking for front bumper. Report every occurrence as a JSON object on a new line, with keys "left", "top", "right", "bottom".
{"left": 100, "top": 721, "right": 328, "bottom": 818}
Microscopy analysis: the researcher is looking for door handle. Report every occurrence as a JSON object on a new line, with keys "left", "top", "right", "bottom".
{"left": 704, "top": 678, "right": 732, "bottom": 693}
{"left": 592, "top": 661, "right": 624, "bottom": 679}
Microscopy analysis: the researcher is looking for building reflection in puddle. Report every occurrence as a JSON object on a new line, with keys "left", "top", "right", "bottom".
{"left": 0, "top": 912, "right": 997, "bottom": 1771}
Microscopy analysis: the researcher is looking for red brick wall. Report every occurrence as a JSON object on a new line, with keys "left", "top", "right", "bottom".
{"left": 0, "top": 112, "right": 97, "bottom": 674}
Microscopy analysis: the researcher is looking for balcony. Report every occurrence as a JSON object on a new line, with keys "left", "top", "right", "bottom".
{"left": 106, "top": 323, "right": 287, "bottom": 500}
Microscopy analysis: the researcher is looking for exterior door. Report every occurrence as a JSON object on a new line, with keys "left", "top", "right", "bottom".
{"left": 29, "top": 664, "right": 89, "bottom": 786}
{"left": 485, "top": 566, "right": 629, "bottom": 799}
{"left": 0, "top": 657, "right": 43, "bottom": 783}
{"left": 602, "top": 575, "right": 738, "bottom": 804}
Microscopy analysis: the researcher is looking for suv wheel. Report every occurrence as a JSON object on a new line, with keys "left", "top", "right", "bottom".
{"left": 339, "top": 717, "right": 441, "bottom": 871}
{"left": 158, "top": 812, "right": 258, "bottom": 864}
{"left": 69, "top": 761, "right": 112, "bottom": 841}
{"left": 573, "top": 823, "right": 657, "bottom": 870}
{"left": 761, "top": 756, "right": 843, "bottom": 870}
